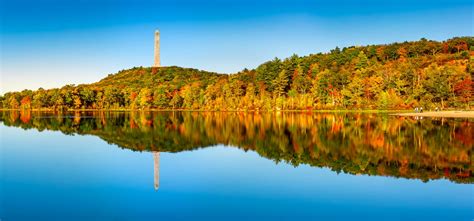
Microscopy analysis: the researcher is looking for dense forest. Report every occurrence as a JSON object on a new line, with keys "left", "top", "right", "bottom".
{"left": 1, "top": 37, "right": 473, "bottom": 111}
{"left": 1, "top": 111, "right": 471, "bottom": 183}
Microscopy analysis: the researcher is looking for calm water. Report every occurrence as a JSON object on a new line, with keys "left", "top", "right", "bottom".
{"left": 0, "top": 111, "right": 472, "bottom": 220}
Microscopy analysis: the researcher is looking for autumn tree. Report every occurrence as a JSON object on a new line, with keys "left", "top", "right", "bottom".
{"left": 355, "top": 51, "right": 368, "bottom": 70}
{"left": 138, "top": 88, "right": 153, "bottom": 108}
{"left": 273, "top": 70, "right": 289, "bottom": 97}
{"left": 153, "top": 86, "right": 169, "bottom": 109}
{"left": 454, "top": 78, "right": 472, "bottom": 109}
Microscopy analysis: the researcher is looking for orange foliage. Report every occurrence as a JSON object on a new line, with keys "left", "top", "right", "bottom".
{"left": 20, "top": 96, "right": 31, "bottom": 106}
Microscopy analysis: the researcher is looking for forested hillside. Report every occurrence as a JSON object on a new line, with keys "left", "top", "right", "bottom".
{"left": 1, "top": 37, "right": 473, "bottom": 111}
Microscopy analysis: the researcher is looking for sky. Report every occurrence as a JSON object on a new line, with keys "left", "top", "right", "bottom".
{"left": 0, "top": 0, "right": 473, "bottom": 94}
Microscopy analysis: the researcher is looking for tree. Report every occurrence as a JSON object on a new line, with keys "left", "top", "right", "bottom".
{"left": 153, "top": 87, "right": 169, "bottom": 109}
{"left": 256, "top": 58, "right": 281, "bottom": 92}
{"left": 32, "top": 88, "right": 47, "bottom": 109}
{"left": 169, "top": 92, "right": 183, "bottom": 109}
{"left": 242, "top": 83, "right": 256, "bottom": 110}
{"left": 288, "top": 89, "right": 297, "bottom": 109}
{"left": 377, "top": 89, "right": 403, "bottom": 109}
{"left": 61, "top": 87, "right": 74, "bottom": 107}
{"left": 397, "top": 47, "right": 407, "bottom": 61}
{"left": 273, "top": 70, "right": 289, "bottom": 97}
{"left": 95, "top": 91, "right": 104, "bottom": 109}
{"left": 342, "top": 73, "right": 365, "bottom": 107}
{"left": 454, "top": 78, "right": 472, "bottom": 109}
{"left": 355, "top": 51, "right": 368, "bottom": 70}
{"left": 9, "top": 97, "right": 20, "bottom": 109}
{"left": 291, "top": 65, "right": 311, "bottom": 94}
{"left": 79, "top": 88, "right": 95, "bottom": 108}
{"left": 422, "top": 64, "right": 451, "bottom": 108}
{"left": 311, "top": 69, "right": 334, "bottom": 105}
{"left": 138, "top": 88, "right": 153, "bottom": 109}
{"left": 20, "top": 96, "right": 32, "bottom": 109}
{"left": 73, "top": 95, "right": 82, "bottom": 109}
{"left": 104, "top": 88, "right": 123, "bottom": 108}
{"left": 50, "top": 90, "right": 64, "bottom": 109}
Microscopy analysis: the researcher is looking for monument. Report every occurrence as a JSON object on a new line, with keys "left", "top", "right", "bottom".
{"left": 154, "top": 30, "right": 160, "bottom": 67}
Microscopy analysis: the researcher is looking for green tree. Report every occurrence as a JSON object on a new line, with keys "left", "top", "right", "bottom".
{"left": 9, "top": 97, "right": 20, "bottom": 109}
{"left": 79, "top": 88, "right": 95, "bottom": 108}
{"left": 355, "top": 51, "right": 368, "bottom": 70}
{"left": 153, "top": 87, "right": 169, "bottom": 108}
{"left": 138, "top": 88, "right": 153, "bottom": 108}
{"left": 169, "top": 92, "right": 183, "bottom": 109}
{"left": 273, "top": 70, "right": 289, "bottom": 97}
{"left": 422, "top": 64, "right": 452, "bottom": 108}
{"left": 256, "top": 58, "right": 281, "bottom": 92}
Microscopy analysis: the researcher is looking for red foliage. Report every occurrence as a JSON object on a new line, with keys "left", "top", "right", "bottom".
{"left": 130, "top": 119, "right": 137, "bottom": 129}
{"left": 455, "top": 41, "right": 468, "bottom": 52}
{"left": 20, "top": 96, "right": 31, "bottom": 105}
{"left": 130, "top": 92, "right": 138, "bottom": 101}
{"left": 454, "top": 78, "right": 472, "bottom": 103}
{"left": 292, "top": 69, "right": 298, "bottom": 80}
{"left": 151, "top": 67, "right": 158, "bottom": 75}
{"left": 20, "top": 111, "right": 31, "bottom": 123}
{"left": 442, "top": 43, "right": 449, "bottom": 53}
{"left": 456, "top": 171, "right": 471, "bottom": 178}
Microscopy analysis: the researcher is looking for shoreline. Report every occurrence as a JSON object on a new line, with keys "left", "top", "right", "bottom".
{"left": 392, "top": 111, "right": 474, "bottom": 118}
{"left": 0, "top": 108, "right": 408, "bottom": 113}
{"left": 1, "top": 108, "right": 473, "bottom": 118}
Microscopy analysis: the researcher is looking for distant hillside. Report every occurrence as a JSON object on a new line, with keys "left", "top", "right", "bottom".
{"left": 1, "top": 37, "right": 473, "bottom": 110}
{"left": 93, "top": 66, "right": 223, "bottom": 89}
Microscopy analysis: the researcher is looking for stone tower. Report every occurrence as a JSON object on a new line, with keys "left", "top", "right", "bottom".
{"left": 153, "top": 152, "right": 160, "bottom": 190}
{"left": 154, "top": 30, "right": 160, "bottom": 67}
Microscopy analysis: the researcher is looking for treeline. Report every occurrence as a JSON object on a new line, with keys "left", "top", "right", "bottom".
{"left": 1, "top": 111, "right": 472, "bottom": 183}
{"left": 1, "top": 37, "right": 473, "bottom": 111}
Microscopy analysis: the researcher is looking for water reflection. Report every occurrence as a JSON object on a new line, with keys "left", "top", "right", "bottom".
{"left": 1, "top": 110, "right": 472, "bottom": 184}
{"left": 153, "top": 151, "right": 160, "bottom": 190}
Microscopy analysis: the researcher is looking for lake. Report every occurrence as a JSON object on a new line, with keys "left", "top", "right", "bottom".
{"left": 0, "top": 111, "right": 472, "bottom": 220}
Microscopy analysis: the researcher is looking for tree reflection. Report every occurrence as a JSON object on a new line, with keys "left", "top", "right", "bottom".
{"left": 1, "top": 110, "right": 472, "bottom": 184}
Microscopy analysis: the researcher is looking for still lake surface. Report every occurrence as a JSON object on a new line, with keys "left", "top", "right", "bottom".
{"left": 0, "top": 111, "right": 472, "bottom": 220}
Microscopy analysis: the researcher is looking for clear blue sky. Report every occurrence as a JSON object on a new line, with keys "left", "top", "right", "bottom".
{"left": 0, "top": 0, "right": 472, "bottom": 93}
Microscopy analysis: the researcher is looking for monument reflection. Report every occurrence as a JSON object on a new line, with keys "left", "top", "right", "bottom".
{"left": 153, "top": 152, "right": 160, "bottom": 190}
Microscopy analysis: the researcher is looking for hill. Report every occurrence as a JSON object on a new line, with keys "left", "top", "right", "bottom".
{"left": 1, "top": 37, "right": 473, "bottom": 110}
